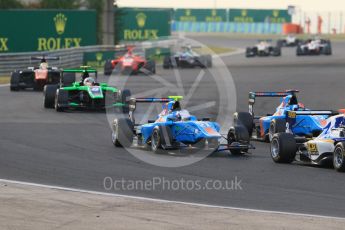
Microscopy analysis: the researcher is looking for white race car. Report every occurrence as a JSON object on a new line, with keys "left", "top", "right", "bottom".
{"left": 246, "top": 40, "right": 281, "bottom": 57}
{"left": 277, "top": 35, "right": 300, "bottom": 47}
{"left": 271, "top": 111, "right": 345, "bottom": 172}
{"left": 296, "top": 38, "right": 332, "bottom": 56}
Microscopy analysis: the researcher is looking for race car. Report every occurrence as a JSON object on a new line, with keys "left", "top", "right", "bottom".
{"left": 43, "top": 66, "right": 130, "bottom": 112}
{"left": 111, "top": 96, "right": 254, "bottom": 155}
{"left": 233, "top": 90, "right": 332, "bottom": 142}
{"left": 271, "top": 111, "right": 345, "bottom": 172}
{"left": 10, "top": 56, "right": 61, "bottom": 91}
{"left": 246, "top": 40, "right": 281, "bottom": 57}
{"left": 104, "top": 46, "right": 156, "bottom": 76}
{"left": 296, "top": 38, "right": 332, "bottom": 56}
{"left": 277, "top": 34, "right": 300, "bottom": 47}
{"left": 163, "top": 46, "right": 212, "bottom": 69}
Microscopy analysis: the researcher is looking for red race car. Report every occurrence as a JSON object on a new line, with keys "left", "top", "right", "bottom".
{"left": 104, "top": 46, "right": 156, "bottom": 76}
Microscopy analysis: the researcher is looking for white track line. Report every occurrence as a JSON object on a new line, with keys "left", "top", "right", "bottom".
{"left": 0, "top": 178, "right": 344, "bottom": 221}
{"left": 0, "top": 84, "right": 9, "bottom": 87}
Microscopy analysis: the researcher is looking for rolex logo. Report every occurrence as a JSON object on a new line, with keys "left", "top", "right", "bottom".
{"left": 136, "top": 13, "right": 146, "bottom": 28}
{"left": 96, "top": 53, "right": 103, "bottom": 61}
{"left": 155, "top": 48, "right": 161, "bottom": 56}
{"left": 212, "top": 9, "right": 217, "bottom": 17}
{"left": 54, "top": 13, "right": 67, "bottom": 35}
{"left": 186, "top": 9, "right": 191, "bottom": 16}
{"left": 241, "top": 10, "right": 247, "bottom": 17}
{"left": 273, "top": 10, "right": 279, "bottom": 17}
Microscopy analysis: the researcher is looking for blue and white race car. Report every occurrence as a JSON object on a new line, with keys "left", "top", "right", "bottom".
{"left": 234, "top": 90, "right": 332, "bottom": 142}
{"left": 111, "top": 96, "right": 254, "bottom": 155}
{"left": 271, "top": 111, "right": 345, "bottom": 172}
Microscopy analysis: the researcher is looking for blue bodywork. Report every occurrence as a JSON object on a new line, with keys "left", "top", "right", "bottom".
{"left": 138, "top": 101, "right": 221, "bottom": 145}
{"left": 256, "top": 94, "right": 328, "bottom": 138}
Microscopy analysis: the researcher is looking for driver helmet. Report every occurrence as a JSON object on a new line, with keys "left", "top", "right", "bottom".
{"left": 40, "top": 62, "right": 48, "bottom": 70}
{"left": 83, "top": 77, "right": 95, "bottom": 86}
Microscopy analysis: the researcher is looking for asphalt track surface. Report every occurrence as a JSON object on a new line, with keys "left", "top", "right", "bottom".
{"left": 1, "top": 36, "right": 345, "bottom": 217}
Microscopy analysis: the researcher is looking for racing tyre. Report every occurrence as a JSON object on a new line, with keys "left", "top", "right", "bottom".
{"left": 333, "top": 142, "right": 345, "bottom": 172}
{"left": 145, "top": 60, "right": 156, "bottom": 74}
{"left": 270, "top": 133, "right": 296, "bottom": 163}
{"left": 205, "top": 55, "right": 212, "bottom": 68}
{"left": 227, "top": 126, "right": 250, "bottom": 156}
{"left": 163, "top": 56, "right": 172, "bottom": 69}
{"left": 43, "top": 84, "right": 58, "bottom": 108}
{"left": 151, "top": 126, "right": 173, "bottom": 154}
{"left": 62, "top": 73, "right": 76, "bottom": 87}
{"left": 296, "top": 46, "right": 303, "bottom": 56}
{"left": 273, "top": 47, "right": 281, "bottom": 56}
{"left": 234, "top": 112, "right": 254, "bottom": 137}
{"left": 269, "top": 118, "right": 286, "bottom": 142}
{"left": 112, "top": 118, "right": 134, "bottom": 147}
{"left": 55, "top": 89, "right": 68, "bottom": 112}
{"left": 10, "top": 72, "right": 20, "bottom": 91}
{"left": 121, "top": 89, "right": 131, "bottom": 114}
{"left": 245, "top": 48, "right": 252, "bottom": 58}
{"left": 104, "top": 60, "right": 113, "bottom": 76}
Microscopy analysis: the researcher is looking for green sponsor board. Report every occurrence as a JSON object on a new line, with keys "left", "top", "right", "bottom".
{"left": 145, "top": 47, "right": 171, "bottom": 62}
{"left": 83, "top": 51, "right": 118, "bottom": 69}
{"left": 229, "top": 9, "right": 291, "bottom": 23}
{"left": 174, "top": 9, "right": 227, "bottom": 22}
{"left": 115, "top": 8, "right": 172, "bottom": 41}
{"left": 0, "top": 10, "right": 96, "bottom": 53}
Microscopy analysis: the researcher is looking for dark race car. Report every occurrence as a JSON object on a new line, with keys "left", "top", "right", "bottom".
{"left": 246, "top": 40, "right": 281, "bottom": 57}
{"left": 44, "top": 66, "right": 130, "bottom": 112}
{"left": 104, "top": 46, "right": 156, "bottom": 76}
{"left": 296, "top": 38, "right": 332, "bottom": 56}
{"left": 10, "top": 56, "right": 61, "bottom": 91}
{"left": 163, "top": 46, "right": 212, "bottom": 69}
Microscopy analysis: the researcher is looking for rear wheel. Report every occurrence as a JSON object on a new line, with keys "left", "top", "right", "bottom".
{"left": 271, "top": 133, "right": 296, "bottom": 163}
{"left": 269, "top": 118, "right": 286, "bottom": 142}
{"left": 43, "top": 84, "right": 58, "bottom": 108}
{"left": 111, "top": 118, "right": 134, "bottom": 147}
{"left": 145, "top": 60, "right": 156, "bottom": 74}
{"left": 62, "top": 73, "right": 76, "bottom": 87}
{"left": 104, "top": 60, "right": 113, "bottom": 76}
{"left": 163, "top": 56, "right": 172, "bottom": 69}
{"left": 10, "top": 72, "right": 20, "bottom": 91}
{"left": 333, "top": 142, "right": 345, "bottom": 172}
{"left": 234, "top": 112, "right": 254, "bottom": 137}
{"left": 227, "top": 126, "right": 250, "bottom": 156}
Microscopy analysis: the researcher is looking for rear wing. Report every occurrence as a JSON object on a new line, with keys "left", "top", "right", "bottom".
{"left": 249, "top": 90, "right": 299, "bottom": 115}
{"left": 31, "top": 56, "right": 60, "bottom": 61}
{"left": 62, "top": 66, "right": 98, "bottom": 79}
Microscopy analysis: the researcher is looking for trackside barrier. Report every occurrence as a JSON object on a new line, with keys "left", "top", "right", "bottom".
{"left": 172, "top": 22, "right": 283, "bottom": 34}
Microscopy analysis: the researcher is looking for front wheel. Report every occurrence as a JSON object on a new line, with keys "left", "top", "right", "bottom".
{"left": 333, "top": 142, "right": 345, "bottom": 172}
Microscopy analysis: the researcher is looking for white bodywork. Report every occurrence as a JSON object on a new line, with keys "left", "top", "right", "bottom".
{"left": 301, "top": 115, "right": 345, "bottom": 161}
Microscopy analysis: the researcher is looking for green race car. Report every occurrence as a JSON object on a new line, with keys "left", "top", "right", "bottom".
{"left": 43, "top": 66, "right": 131, "bottom": 112}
